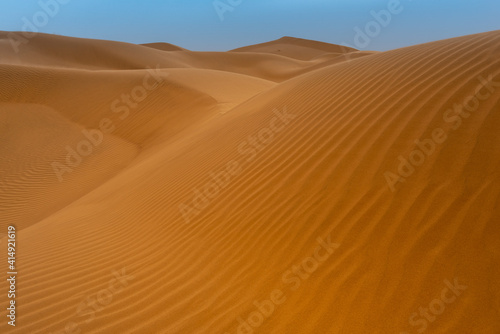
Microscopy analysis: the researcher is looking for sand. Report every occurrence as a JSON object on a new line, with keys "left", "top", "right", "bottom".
{"left": 0, "top": 31, "right": 499, "bottom": 333}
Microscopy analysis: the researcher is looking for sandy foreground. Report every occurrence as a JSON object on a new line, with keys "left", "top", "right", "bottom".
{"left": 0, "top": 30, "right": 500, "bottom": 333}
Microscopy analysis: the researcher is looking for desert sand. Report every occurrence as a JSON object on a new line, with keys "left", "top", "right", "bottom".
{"left": 1, "top": 31, "right": 500, "bottom": 333}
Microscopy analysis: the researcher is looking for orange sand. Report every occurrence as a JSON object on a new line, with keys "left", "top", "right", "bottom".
{"left": 1, "top": 31, "right": 500, "bottom": 333}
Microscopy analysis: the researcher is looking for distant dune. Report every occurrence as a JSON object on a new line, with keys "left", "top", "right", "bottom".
{"left": 0, "top": 30, "right": 499, "bottom": 333}
{"left": 231, "top": 36, "right": 358, "bottom": 60}
{"left": 141, "top": 42, "right": 188, "bottom": 52}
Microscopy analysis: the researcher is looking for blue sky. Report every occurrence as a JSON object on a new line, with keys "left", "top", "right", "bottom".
{"left": 1, "top": 0, "right": 499, "bottom": 51}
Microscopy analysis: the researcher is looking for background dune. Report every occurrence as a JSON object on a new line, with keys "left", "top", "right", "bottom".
{"left": 142, "top": 43, "right": 188, "bottom": 52}
{"left": 230, "top": 36, "right": 358, "bottom": 60}
{"left": 1, "top": 30, "right": 500, "bottom": 333}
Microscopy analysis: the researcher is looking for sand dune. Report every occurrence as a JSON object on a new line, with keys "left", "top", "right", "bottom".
{"left": 231, "top": 36, "right": 358, "bottom": 60}
{"left": 0, "top": 32, "right": 368, "bottom": 81}
{"left": 142, "top": 42, "right": 188, "bottom": 52}
{"left": 1, "top": 31, "right": 500, "bottom": 333}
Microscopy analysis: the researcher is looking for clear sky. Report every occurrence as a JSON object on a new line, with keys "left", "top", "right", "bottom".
{"left": 1, "top": 0, "right": 499, "bottom": 51}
